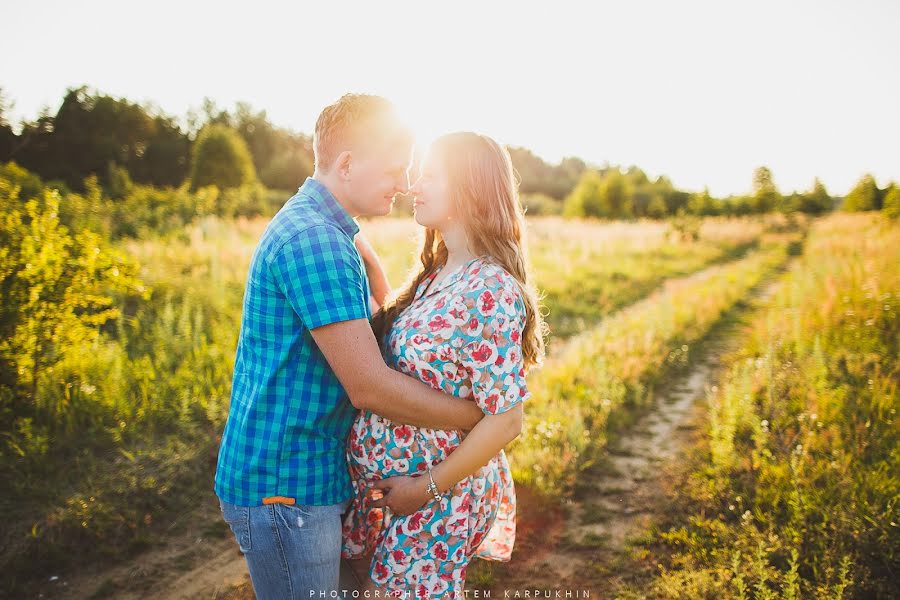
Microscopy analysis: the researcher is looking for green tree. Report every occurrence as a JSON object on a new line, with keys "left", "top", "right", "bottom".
{"left": 232, "top": 102, "right": 313, "bottom": 190}
{"left": 0, "top": 179, "right": 144, "bottom": 409}
{"left": 13, "top": 87, "right": 190, "bottom": 190}
{"left": 105, "top": 161, "right": 134, "bottom": 199}
{"left": 798, "top": 178, "right": 832, "bottom": 214}
{"left": 843, "top": 174, "right": 880, "bottom": 211}
{"left": 688, "top": 187, "right": 718, "bottom": 216}
{"left": 189, "top": 124, "right": 257, "bottom": 191}
{"left": 600, "top": 169, "right": 632, "bottom": 218}
{"left": 882, "top": 184, "right": 900, "bottom": 219}
{"left": 647, "top": 194, "right": 668, "bottom": 219}
{"left": 520, "top": 192, "right": 562, "bottom": 216}
{"left": 752, "top": 166, "right": 780, "bottom": 213}
{"left": 507, "top": 146, "right": 586, "bottom": 200}
{"left": 0, "top": 88, "right": 17, "bottom": 162}
{"left": 563, "top": 169, "right": 605, "bottom": 217}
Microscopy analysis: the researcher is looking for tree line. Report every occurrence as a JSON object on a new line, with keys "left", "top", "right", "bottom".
{"left": 1, "top": 86, "right": 897, "bottom": 220}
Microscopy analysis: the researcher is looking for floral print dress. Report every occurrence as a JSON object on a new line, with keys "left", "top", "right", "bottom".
{"left": 341, "top": 256, "right": 531, "bottom": 598}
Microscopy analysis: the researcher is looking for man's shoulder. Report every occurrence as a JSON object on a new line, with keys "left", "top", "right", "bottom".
{"left": 262, "top": 203, "right": 351, "bottom": 260}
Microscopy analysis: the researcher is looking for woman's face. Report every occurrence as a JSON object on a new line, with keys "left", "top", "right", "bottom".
{"left": 408, "top": 150, "right": 456, "bottom": 229}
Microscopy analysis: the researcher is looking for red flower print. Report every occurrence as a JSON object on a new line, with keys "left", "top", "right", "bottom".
{"left": 415, "top": 361, "right": 443, "bottom": 390}
{"left": 477, "top": 290, "right": 497, "bottom": 315}
{"left": 433, "top": 541, "right": 449, "bottom": 560}
{"left": 430, "top": 520, "right": 446, "bottom": 537}
{"left": 469, "top": 342, "right": 495, "bottom": 364}
{"left": 394, "top": 425, "right": 414, "bottom": 447}
{"left": 436, "top": 345, "right": 455, "bottom": 362}
{"left": 428, "top": 314, "right": 451, "bottom": 332}
{"left": 411, "top": 333, "right": 431, "bottom": 348}
{"left": 412, "top": 511, "right": 426, "bottom": 529}
{"left": 373, "top": 560, "right": 389, "bottom": 582}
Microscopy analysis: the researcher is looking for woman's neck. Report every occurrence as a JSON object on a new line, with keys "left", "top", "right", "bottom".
{"left": 439, "top": 222, "right": 475, "bottom": 269}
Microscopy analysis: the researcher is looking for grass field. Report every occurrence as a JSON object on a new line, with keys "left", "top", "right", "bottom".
{"left": 621, "top": 214, "right": 898, "bottom": 598}
{"left": 4, "top": 209, "right": 897, "bottom": 600}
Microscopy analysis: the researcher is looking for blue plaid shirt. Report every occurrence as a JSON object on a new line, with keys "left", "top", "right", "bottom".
{"left": 215, "top": 177, "right": 370, "bottom": 506}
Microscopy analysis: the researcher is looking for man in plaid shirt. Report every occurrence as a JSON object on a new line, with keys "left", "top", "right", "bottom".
{"left": 214, "top": 94, "right": 483, "bottom": 598}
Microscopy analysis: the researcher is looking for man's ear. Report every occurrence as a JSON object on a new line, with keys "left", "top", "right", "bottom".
{"left": 335, "top": 151, "right": 353, "bottom": 181}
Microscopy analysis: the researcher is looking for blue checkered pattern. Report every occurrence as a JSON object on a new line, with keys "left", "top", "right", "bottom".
{"left": 215, "top": 177, "right": 371, "bottom": 506}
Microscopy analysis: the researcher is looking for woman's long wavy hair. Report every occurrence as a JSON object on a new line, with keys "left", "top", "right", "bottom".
{"left": 371, "top": 131, "right": 547, "bottom": 371}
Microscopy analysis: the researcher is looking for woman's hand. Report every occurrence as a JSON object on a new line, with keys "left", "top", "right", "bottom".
{"left": 369, "top": 475, "right": 430, "bottom": 516}
{"left": 353, "top": 233, "right": 377, "bottom": 265}
{"left": 353, "top": 233, "right": 391, "bottom": 307}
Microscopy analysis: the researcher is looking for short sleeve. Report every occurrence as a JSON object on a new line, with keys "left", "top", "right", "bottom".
{"left": 269, "top": 224, "right": 369, "bottom": 330}
{"left": 458, "top": 266, "right": 531, "bottom": 415}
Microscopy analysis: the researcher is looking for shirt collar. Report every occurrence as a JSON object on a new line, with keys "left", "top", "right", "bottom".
{"left": 296, "top": 177, "right": 360, "bottom": 238}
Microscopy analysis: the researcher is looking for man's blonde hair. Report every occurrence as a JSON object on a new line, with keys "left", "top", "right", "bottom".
{"left": 313, "top": 93, "right": 412, "bottom": 172}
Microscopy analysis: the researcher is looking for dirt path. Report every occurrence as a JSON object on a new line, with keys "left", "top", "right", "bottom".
{"left": 470, "top": 337, "right": 730, "bottom": 596}
{"left": 29, "top": 498, "right": 253, "bottom": 600}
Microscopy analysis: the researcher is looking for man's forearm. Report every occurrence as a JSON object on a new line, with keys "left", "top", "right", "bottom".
{"left": 363, "top": 366, "right": 483, "bottom": 431}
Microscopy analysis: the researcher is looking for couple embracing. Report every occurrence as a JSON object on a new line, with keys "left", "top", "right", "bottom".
{"left": 214, "top": 93, "right": 546, "bottom": 598}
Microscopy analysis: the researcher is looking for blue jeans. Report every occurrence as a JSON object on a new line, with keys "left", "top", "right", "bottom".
{"left": 219, "top": 497, "right": 351, "bottom": 599}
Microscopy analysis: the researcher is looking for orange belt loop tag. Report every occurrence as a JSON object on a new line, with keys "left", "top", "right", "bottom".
{"left": 262, "top": 496, "right": 296, "bottom": 505}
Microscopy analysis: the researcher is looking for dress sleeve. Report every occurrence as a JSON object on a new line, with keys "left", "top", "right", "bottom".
{"left": 457, "top": 266, "right": 531, "bottom": 415}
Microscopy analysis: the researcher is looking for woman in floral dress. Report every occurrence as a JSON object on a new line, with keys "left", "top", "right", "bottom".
{"left": 341, "top": 131, "right": 546, "bottom": 598}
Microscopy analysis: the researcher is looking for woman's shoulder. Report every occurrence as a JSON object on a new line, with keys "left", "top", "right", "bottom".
{"left": 463, "top": 257, "right": 525, "bottom": 310}
{"left": 465, "top": 256, "right": 514, "bottom": 286}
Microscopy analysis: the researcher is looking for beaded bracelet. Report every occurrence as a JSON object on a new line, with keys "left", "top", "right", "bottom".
{"left": 425, "top": 467, "right": 442, "bottom": 502}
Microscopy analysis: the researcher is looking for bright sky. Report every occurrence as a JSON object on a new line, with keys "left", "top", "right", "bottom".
{"left": 2, "top": 0, "right": 898, "bottom": 197}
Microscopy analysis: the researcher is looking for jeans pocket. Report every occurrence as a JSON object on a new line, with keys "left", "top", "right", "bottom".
{"left": 220, "top": 500, "right": 252, "bottom": 552}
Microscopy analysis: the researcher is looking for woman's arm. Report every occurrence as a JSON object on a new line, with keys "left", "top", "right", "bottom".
{"left": 354, "top": 233, "right": 391, "bottom": 308}
{"left": 431, "top": 402, "right": 523, "bottom": 486}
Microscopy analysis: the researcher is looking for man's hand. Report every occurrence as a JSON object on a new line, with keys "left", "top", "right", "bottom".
{"left": 369, "top": 475, "right": 431, "bottom": 516}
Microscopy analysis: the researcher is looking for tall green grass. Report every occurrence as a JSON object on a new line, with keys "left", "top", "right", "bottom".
{"left": 642, "top": 214, "right": 898, "bottom": 598}
{"left": 508, "top": 232, "right": 798, "bottom": 493}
